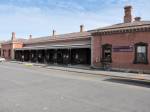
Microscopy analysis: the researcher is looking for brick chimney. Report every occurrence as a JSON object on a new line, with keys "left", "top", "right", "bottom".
{"left": 124, "top": 5, "right": 132, "bottom": 23}
{"left": 29, "top": 34, "right": 32, "bottom": 39}
{"left": 80, "top": 25, "right": 84, "bottom": 32}
{"left": 11, "top": 32, "right": 16, "bottom": 41}
{"left": 134, "top": 17, "right": 141, "bottom": 22}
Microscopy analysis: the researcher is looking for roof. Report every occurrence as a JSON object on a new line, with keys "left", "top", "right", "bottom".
{"left": 90, "top": 21, "right": 150, "bottom": 34}
{"left": 15, "top": 43, "right": 91, "bottom": 50}
{"left": 24, "top": 31, "right": 90, "bottom": 44}
{"left": 1, "top": 38, "right": 26, "bottom": 45}
{"left": 0, "top": 41, "right": 5, "bottom": 44}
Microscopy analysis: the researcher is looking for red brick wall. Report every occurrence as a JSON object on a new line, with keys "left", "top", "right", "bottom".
{"left": 1, "top": 44, "right": 12, "bottom": 59}
{"left": 1, "top": 42, "right": 23, "bottom": 60}
{"left": 92, "top": 31, "right": 150, "bottom": 70}
{"left": 12, "top": 42, "right": 23, "bottom": 59}
{"left": 13, "top": 42, "right": 23, "bottom": 48}
{"left": 0, "top": 48, "right": 1, "bottom": 57}
{"left": 92, "top": 36, "right": 101, "bottom": 67}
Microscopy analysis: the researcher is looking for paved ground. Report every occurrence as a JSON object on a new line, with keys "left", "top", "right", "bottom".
{"left": 0, "top": 62, "right": 150, "bottom": 112}
{"left": 12, "top": 61, "right": 150, "bottom": 82}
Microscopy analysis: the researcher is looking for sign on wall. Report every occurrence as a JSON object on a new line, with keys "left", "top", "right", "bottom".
{"left": 113, "top": 46, "right": 134, "bottom": 52}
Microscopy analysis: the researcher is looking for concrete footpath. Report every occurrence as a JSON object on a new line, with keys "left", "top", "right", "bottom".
{"left": 11, "top": 61, "right": 150, "bottom": 82}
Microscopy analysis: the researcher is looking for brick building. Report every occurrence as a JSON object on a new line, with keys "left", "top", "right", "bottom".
{"left": 91, "top": 6, "right": 150, "bottom": 73}
{"left": 0, "top": 41, "right": 2, "bottom": 57}
{"left": 1, "top": 6, "right": 150, "bottom": 73}
{"left": 1, "top": 32, "right": 24, "bottom": 60}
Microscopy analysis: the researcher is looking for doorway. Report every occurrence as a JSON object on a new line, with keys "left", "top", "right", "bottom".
{"left": 102, "top": 44, "right": 112, "bottom": 63}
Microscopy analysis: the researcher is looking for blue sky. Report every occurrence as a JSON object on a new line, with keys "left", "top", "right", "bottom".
{"left": 0, "top": 0, "right": 150, "bottom": 40}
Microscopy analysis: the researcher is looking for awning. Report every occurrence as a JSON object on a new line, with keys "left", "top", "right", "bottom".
{"left": 15, "top": 44, "right": 91, "bottom": 50}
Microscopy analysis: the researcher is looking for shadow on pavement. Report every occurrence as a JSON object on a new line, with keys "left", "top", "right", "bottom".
{"left": 104, "top": 78, "right": 150, "bottom": 88}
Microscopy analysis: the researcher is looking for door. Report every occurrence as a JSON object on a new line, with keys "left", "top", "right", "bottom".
{"left": 102, "top": 44, "right": 112, "bottom": 63}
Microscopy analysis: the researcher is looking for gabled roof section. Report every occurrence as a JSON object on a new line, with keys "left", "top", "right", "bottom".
{"left": 90, "top": 21, "right": 150, "bottom": 35}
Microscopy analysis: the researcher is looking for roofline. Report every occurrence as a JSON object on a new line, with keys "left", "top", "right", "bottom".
{"left": 89, "top": 21, "right": 150, "bottom": 32}
{"left": 15, "top": 43, "right": 91, "bottom": 50}
{"left": 91, "top": 25, "right": 150, "bottom": 36}
{"left": 24, "top": 35, "right": 91, "bottom": 45}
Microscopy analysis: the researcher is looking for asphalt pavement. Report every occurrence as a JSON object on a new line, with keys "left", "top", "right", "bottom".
{"left": 0, "top": 62, "right": 150, "bottom": 112}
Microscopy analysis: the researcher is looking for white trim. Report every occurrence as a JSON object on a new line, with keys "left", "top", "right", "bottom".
{"left": 91, "top": 36, "right": 94, "bottom": 67}
{"left": 15, "top": 44, "right": 91, "bottom": 50}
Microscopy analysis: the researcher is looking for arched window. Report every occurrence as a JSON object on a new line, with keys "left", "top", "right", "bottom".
{"left": 134, "top": 42, "right": 148, "bottom": 64}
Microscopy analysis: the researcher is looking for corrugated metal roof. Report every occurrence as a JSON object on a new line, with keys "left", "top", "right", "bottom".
{"left": 1, "top": 31, "right": 90, "bottom": 45}
{"left": 24, "top": 32, "right": 90, "bottom": 44}
{"left": 15, "top": 43, "right": 91, "bottom": 50}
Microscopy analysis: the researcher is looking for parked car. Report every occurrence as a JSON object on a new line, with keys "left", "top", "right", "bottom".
{"left": 0, "top": 57, "right": 5, "bottom": 62}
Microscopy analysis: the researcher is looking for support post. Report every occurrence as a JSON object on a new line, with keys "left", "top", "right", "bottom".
{"left": 68, "top": 48, "right": 71, "bottom": 66}
{"left": 44, "top": 49, "right": 47, "bottom": 64}
{"left": 36, "top": 50, "right": 38, "bottom": 63}
{"left": 22, "top": 50, "right": 24, "bottom": 62}
{"left": 29, "top": 50, "right": 31, "bottom": 62}
{"left": 55, "top": 49, "right": 58, "bottom": 65}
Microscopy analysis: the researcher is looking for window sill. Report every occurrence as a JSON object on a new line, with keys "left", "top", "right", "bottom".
{"left": 133, "top": 61, "right": 149, "bottom": 65}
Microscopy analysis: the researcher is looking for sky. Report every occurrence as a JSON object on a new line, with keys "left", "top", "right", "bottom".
{"left": 0, "top": 0, "right": 150, "bottom": 41}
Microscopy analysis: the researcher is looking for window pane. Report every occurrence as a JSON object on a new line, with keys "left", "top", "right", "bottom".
{"left": 137, "top": 53, "right": 146, "bottom": 62}
{"left": 137, "top": 46, "right": 146, "bottom": 53}
{"left": 136, "top": 45, "right": 147, "bottom": 63}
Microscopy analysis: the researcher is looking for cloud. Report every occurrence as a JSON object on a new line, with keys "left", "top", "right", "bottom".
{"left": 0, "top": 0, "right": 150, "bottom": 40}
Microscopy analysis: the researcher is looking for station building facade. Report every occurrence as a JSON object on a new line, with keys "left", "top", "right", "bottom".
{"left": 1, "top": 26, "right": 91, "bottom": 65}
{"left": 1, "top": 6, "right": 150, "bottom": 73}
